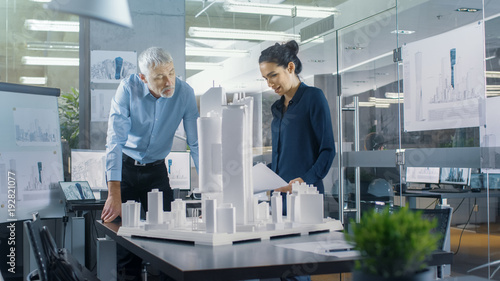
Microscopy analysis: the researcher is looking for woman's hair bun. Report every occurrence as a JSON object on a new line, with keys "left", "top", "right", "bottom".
{"left": 285, "top": 40, "right": 299, "bottom": 56}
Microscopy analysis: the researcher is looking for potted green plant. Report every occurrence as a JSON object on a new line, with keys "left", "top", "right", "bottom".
{"left": 344, "top": 206, "right": 441, "bottom": 281}
{"left": 58, "top": 87, "right": 80, "bottom": 149}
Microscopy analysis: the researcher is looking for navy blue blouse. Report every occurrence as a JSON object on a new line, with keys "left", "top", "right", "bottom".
{"left": 270, "top": 82, "right": 336, "bottom": 193}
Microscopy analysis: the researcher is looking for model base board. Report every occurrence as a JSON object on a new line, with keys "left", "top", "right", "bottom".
{"left": 118, "top": 218, "right": 343, "bottom": 246}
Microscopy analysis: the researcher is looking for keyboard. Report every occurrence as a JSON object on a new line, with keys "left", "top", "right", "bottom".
{"left": 428, "top": 189, "right": 468, "bottom": 193}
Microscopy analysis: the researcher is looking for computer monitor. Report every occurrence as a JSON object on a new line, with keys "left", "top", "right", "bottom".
{"left": 439, "top": 168, "right": 470, "bottom": 185}
{"left": 482, "top": 173, "right": 500, "bottom": 189}
{"left": 406, "top": 167, "right": 441, "bottom": 184}
{"left": 165, "top": 151, "right": 191, "bottom": 190}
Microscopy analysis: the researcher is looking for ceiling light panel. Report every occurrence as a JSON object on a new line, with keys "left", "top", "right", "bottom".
{"left": 22, "top": 56, "right": 79, "bottom": 66}
{"left": 186, "top": 47, "right": 249, "bottom": 57}
{"left": 189, "top": 27, "right": 300, "bottom": 42}
{"left": 19, "top": 76, "right": 47, "bottom": 85}
{"left": 223, "top": 0, "right": 337, "bottom": 18}
{"left": 26, "top": 42, "right": 79, "bottom": 52}
{"left": 25, "top": 19, "right": 80, "bottom": 32}
{"left": 186, "top": 62, "right": 223, "bottom": 70}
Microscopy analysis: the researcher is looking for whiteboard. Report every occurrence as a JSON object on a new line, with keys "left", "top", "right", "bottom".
{"left": 0, "top": 83, "right": 65, "bottom": 222}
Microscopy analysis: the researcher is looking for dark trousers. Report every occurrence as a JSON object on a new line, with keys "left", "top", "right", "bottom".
{"left": 117, "top": 154, "right": 173, "bottom": 281}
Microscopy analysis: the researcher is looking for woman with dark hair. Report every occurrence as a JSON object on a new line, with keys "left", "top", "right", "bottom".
{"left": 259, "top": 40, "right": 336, "bottom": 197}
{"left": 259, "top": 39, "right": 335, "bottom": 281}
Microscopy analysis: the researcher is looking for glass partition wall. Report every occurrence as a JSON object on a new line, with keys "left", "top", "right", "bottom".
{"left": 329, "top": 0, "right": 499, "bottom": 279}
{"left": 231, "top": 0, "right": 499, "bottom": 279}
{"left": 0, "top": 0, "right": 79, "bottom": 92}
{"left": 197, "top": 4, "right": 499, "bottom": 278}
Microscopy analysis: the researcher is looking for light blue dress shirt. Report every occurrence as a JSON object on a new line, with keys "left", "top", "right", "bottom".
{"left": 105, "top": 74, "right": 199, "bottom": 182}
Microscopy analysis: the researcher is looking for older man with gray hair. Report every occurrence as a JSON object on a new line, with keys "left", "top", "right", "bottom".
{"left": 102, "top": 47, "right": 199, "bottom": 280}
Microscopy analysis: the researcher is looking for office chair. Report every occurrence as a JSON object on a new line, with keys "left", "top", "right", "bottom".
{"left": 24, "top": 213, "right": 50, "bottom": 281}
{"left": 419, "top": 207, "right": 453, "bottom": 279}
{"left": 25, "top": 212, "right": 99, "bottom": 281}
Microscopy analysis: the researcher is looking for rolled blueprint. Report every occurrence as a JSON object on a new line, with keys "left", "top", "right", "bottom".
{"left": 197, "top": 116, "right": 222, "bottom": 193}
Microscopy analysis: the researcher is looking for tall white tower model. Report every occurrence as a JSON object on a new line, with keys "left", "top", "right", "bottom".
{"left": 231, "top": 95, "right": 255, "bottom": 223}
{"left": 197, "top": 114, "right": 223, "bottom": 193}
{"left": 147, "top": 189, "right": 163, "bottom": 224}
{"left": 221, "top": 104, "right": 250, "bottom": 224}
{"left": 271, "top": 192, "right": 283, "bottom": 224}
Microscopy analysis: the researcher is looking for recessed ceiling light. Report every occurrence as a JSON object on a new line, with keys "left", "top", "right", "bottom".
{"left": 390, "top": 30, "right": 415, "bottom": 34}
{"left": 307, "top": 59, "right": 325, "bottom": 63}
{"left": 456, "top": 8, "right": 480, "bottom": 13}
{"left": 223, "top": 0, "right": 337, "bottom": 19}
{"left": 345, "top": 46, "right": 364, "bottom": 50}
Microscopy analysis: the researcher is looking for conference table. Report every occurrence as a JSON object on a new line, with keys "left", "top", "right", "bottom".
{"left": 95, "top": 220, "right": 453, "bottom": 281}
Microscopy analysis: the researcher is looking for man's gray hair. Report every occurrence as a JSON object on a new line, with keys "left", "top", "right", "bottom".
{"left": 138, "top": 47, "right": 173, "bottom": 76}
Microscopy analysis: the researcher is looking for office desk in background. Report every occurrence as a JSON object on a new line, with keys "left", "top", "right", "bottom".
{"left": 95, "top": 221, "right": 453, "bottom": 281}
{"left": 399, "top": 189, "right": 500, "bottom": 208}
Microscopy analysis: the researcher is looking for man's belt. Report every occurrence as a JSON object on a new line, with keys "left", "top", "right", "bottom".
{"left": 123, "top": 154, "right": 164, "bottom": 167}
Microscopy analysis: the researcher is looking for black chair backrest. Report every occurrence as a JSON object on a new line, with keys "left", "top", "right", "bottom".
{"left": 24, "top": 213, "right": 49, "bottom": 281}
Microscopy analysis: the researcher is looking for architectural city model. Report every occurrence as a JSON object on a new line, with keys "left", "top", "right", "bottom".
{"left": 118, "top": 89, "right": 343, "bottom": 246}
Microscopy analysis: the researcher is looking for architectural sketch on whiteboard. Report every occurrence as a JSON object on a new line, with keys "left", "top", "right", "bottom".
{"left": 14, "top": 108, "right": 59, "bottom": 146}
{"left": 91, "top": 89, "right": 115, "bottom": 122}
{"left": 403, "top": 22, "right": 485, "bottom": 132}
{"left": 0, "top": 151, "right": 62, "bottom": 197}
{"left": 0, "top": 84, "right": 65, "bottom": 222}
{"left": 71, "top": 150, "right": 107, "bottom": 189}
{"left": 0, "top": 151, "right": 63, "bottom": 221}
{"left": 90, "top": 50, "right": 137, "bottom": 83}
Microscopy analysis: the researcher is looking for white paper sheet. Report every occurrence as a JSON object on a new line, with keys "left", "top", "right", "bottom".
{"left": 252, "top": 162, "right": 288, "bottom": 193}
{"left": 275, "top": 232, "right": 359, "bottom": 257}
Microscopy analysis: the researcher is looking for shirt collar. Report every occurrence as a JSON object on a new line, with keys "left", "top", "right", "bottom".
{"left": 276, "top": 82, "right": 306, "bottom": 109}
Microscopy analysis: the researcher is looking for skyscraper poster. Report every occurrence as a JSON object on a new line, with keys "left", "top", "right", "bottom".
{"left": 90, "top": 50, "right": 137, "bottom": 83}
{"left": 402, "top": 21, "right": 485, "bottom": 132}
